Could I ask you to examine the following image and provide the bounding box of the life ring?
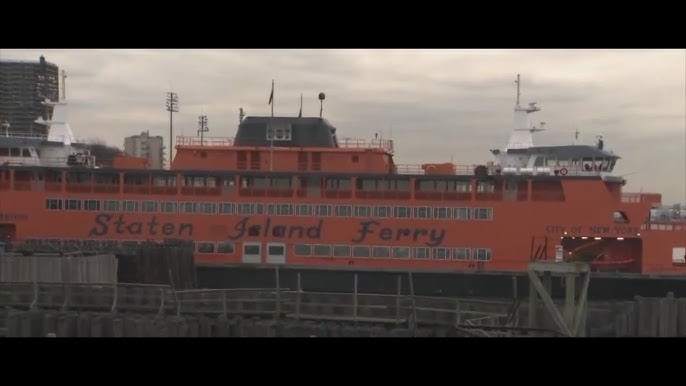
[559,168,568,176]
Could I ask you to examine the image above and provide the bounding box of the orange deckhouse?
[0,75,684,278]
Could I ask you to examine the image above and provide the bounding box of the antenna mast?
[515,73,521,108]
[61,70,67,101]
[198,114,208,146]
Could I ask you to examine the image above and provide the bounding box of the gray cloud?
[2,49,684,204]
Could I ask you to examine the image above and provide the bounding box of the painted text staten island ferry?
[0,75,684,284]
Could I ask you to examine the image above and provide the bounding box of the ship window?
[103,200,120,212]
[333,245,351,257]
[334,205,352,217]
[297,204,313,216]
[474,248,492,261]
[613,211,630,223]
[418,180,436,191]
[266,124,292,141]
[533,156,544,167]
[474,208,493,220]
[200,202,216,214]
[276,204,293,216]
[432,247,449,260]
[355,205,371,217]
[391,179,411,191]
[392,247,410,259]
[63,239,82,250]
[433,207,451,219]
[21,148,31,157]
[217,242,234,254]
[142,201,158,213]
[546,157,557,167]
[65,199,81,211]
[477,181,495,192]
[268,244,285,256]
[45,198,62,210]
[294,244,312,256]
[181,202,198,213]
[244,244,260,255]
[394,206,410,218]
[161,201,178,213]
[0,148,8,156]
[123,200,139,212]
[219,203,235,214]
[413,247,429,259]
[198,242,215,253]
[84,200,101,211]
[313,244,331,257]
[352,246,370,258]
[673,248,686,264]
[453,207,471,220]
[372,246,390,258]
[316,204,331,216]
[270,177,292,189]
[374,206,391,218]
[238,203,254,215]
[325,178,351,190]
[121,241,139,253]
[10,148,20,157]
[413,207,431,219]
[452,248,470,261]
[352,155,359,163]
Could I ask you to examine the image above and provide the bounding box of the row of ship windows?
[44,199,494,220]
[22,238,493,261]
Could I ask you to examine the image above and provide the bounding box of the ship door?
[266,242,286,264]
[242,242,261,264]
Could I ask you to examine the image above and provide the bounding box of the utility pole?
[165,92,179,168]
[197,114,208,146]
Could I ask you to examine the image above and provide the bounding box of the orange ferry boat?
[0,75,684,288]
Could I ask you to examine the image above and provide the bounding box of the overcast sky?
[2,49,685,204]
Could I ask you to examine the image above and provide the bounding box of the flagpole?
[270,79,274,171]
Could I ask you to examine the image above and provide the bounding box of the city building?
[124,130,165,169]
[0,56,60,137]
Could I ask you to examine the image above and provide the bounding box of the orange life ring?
[560,168,568,176]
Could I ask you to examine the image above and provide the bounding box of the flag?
[268,80,274,105]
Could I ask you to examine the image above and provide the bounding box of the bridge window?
[142,201,158,213]
[372,246,390,258]
[123,200,139,212]
[413,247,429,259]
[198,242,215,253]
[452,248,470,261]
[65,199,81,211]
[374,206,391,218]
[313,244,331,257]
[355,205,371,217]
[394,206,410,218]
[474,248,492,261]
[296,204,313,216]
[392,246,410,259]
[45,198,62,210]
[333,245,351,257]
[0,148,8,156]
[432,247,449,260]
[217,242,235,254]
[200,202,216,214]
[474,208,493,220]
[352,246,370,258]
[161,201,178,213]
[413,207,431,219]
[84,200,101,211]
[334,205,352,217]
[294,244,312,256]
[433,207,451,219]
[219,203,235,214]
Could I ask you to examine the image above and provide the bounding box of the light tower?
[165,92,179,167]
[198,114,209,146]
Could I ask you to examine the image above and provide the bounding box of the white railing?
[176,136,234,146]
[338,137,394,154]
